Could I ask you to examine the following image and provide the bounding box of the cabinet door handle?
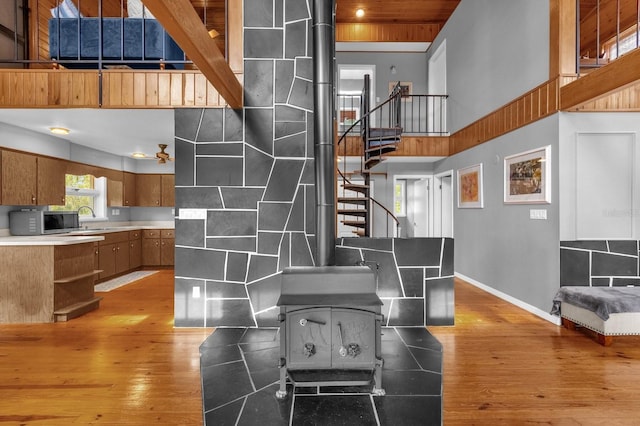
[95,251,99,255]
[112,247,116,252]
[31,195,36,202]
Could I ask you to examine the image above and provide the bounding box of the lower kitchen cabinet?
[142,229,174,267]
[0,241,102,324]
[129,230,142,270]
[97,232,130,281]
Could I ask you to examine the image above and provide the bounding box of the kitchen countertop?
[0,224,174,246]
[0,235,104,246]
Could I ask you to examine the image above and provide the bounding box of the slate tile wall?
[173,0,455,328]
[337,238,455,326]
[174,0,316,327]
[560,240,640,287]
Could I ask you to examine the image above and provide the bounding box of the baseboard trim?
[455,272,561,326]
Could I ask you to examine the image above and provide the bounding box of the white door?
[411,178,431,237]
[433,172,453,238]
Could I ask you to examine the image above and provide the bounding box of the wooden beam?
[142,0,243,108]
[560,48,640,110]
[549,0,577,82]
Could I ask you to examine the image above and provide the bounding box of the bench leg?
[561,317,577,331]
[596,333,613,346]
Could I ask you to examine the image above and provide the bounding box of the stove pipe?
[312,0,336,267]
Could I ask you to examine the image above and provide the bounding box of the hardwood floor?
[429,278,640,425]
[1,273,640,425]
[0,270,212,425]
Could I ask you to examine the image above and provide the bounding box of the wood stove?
[276,266,385,398]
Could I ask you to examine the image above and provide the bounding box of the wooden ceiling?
[579,0,640,57]
[335,0,460,24]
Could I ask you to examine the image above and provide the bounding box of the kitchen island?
[0,235,104,324]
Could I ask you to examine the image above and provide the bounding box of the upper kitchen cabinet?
[161,175,175,207]
[2,150,37,205]
[123,172,136,207]
[136,174,174,207]
[37,156,67,206]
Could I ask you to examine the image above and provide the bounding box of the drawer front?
[142,229,160,239]
[161,229,174,238]
[101,231,129,245]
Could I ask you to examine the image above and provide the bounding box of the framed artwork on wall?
[389,81,412,101]
[457,163,483,208]
[504,145,551,204]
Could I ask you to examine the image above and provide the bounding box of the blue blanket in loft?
[48,18,184,68]
[551,286,640,320]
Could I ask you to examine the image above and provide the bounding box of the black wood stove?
[275,266,385,398]
[274,0,385,400]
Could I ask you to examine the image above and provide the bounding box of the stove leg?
[276,359,288,399]
[372,357,385,396]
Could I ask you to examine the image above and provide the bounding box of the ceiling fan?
[155,144,174,164]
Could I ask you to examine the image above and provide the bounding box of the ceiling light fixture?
[131,152,147,158]
[355,8,365,18]
[49,127,69,135]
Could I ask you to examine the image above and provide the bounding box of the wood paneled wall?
[450,79,560,155]
[336,23,441,42]
[338,135,450,157]
[0,69,237,108]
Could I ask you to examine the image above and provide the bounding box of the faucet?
[77,205,96,218]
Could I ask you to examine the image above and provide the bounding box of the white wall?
[435,115,560,314]
[559,112,640,240]
[427,0,550,134]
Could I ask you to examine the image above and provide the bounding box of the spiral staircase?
[336,76,403,237]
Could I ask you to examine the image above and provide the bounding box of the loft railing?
[337,93,448,136]
[578,0,640,75]
[0,0,196,69]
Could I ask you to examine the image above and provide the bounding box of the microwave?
[9,210,80,236]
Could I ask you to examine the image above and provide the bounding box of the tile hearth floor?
[200,327,442,425]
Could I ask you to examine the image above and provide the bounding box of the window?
[49,174,107,220]
[394,180,406,217]
[606,24,640,60]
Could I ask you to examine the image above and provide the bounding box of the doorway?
[394,175,432,237]
[434,171,454,238]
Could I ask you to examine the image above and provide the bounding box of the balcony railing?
[0,0,210,70]
[337,93,448,136]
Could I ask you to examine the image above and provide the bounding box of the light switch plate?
[179,208,207,220]
[529,209,547,220]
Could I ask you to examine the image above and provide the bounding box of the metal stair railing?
[336,77,402,237]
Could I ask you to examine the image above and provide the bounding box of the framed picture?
[457,163,483,208]
[504,145,551,204]
[389,81,412,101]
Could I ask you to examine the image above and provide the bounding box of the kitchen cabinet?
[2,150,37,205]
[97,232,130,280]
[107,177,124,207]
[37,156,67,206]
[0,240,102,324]
[136,174,174,207]
[123,172,136,207]
[129,230,142,269]
[160,229,175,266]
[142,229,174,266]
[161,175,175,207]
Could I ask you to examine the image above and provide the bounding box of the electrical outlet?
[179,208,207,220]
[192,286,201,298]
[111,209,120,216]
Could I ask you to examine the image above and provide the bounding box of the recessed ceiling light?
[49,127,69,135]
[355,8,365,18]
[131,152,147,158]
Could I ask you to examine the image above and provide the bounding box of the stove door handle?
[299,318,326,326]
[337,322,347,357]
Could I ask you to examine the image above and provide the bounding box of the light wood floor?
[1,272,640,425]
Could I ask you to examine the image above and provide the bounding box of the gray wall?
[435,116,560,313]
[427,0,550,133]
[336,51,428,102]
